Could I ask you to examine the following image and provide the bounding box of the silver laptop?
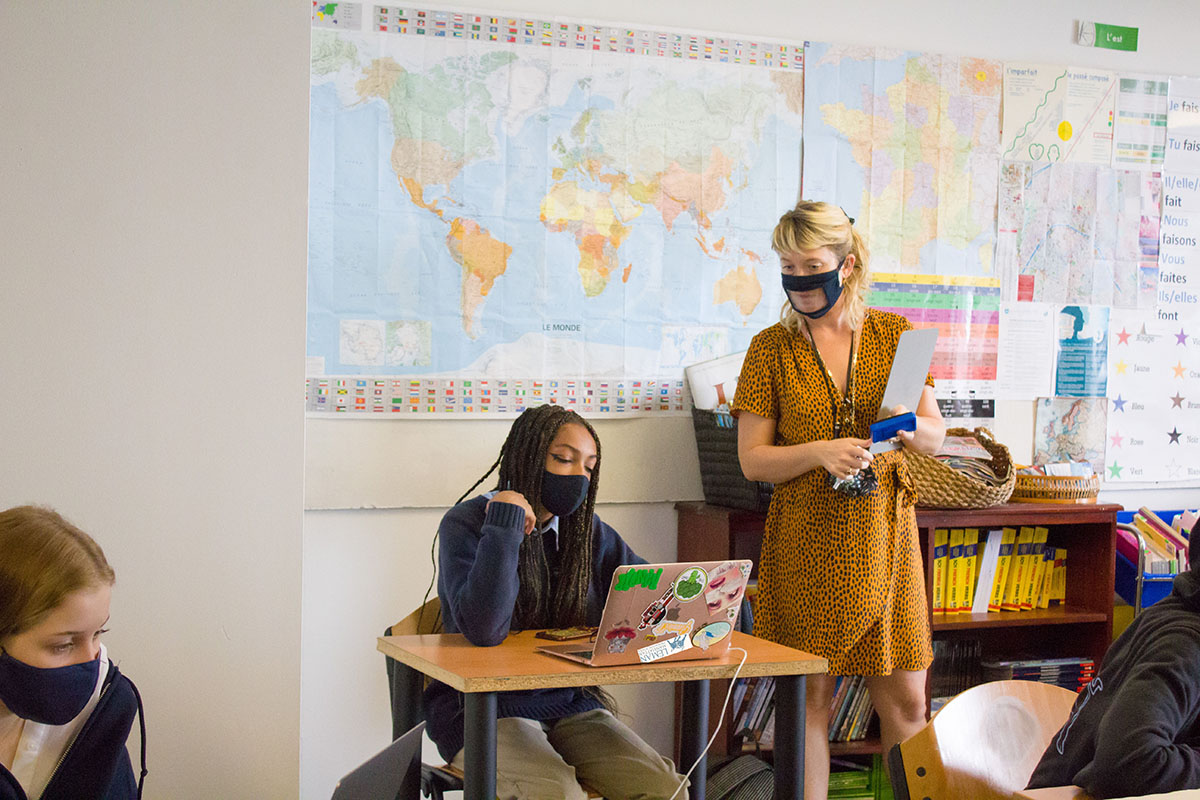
[537,560,752,667]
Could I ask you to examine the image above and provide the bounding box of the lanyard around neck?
[802,319,857,435]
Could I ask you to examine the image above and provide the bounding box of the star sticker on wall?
[1108,461,1124,479]
[1115,360,1129,375]
[1172,392,1186,409]
[1174,361,1187,378]
[1169,427,1182,444]
[1178,328,1190,345]
[1112,395,1127,412]
[1116,327,1131,345]
[1110,431,1124,448]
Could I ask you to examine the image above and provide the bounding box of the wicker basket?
[904,427,1015,509]
[691,407,773,512]
[1010,473,1100,504]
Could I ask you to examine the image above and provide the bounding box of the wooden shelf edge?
[739,738,883,757]
[931,606,1109,631]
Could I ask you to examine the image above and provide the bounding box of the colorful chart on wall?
[1105,308,1200,483]
[801,42,1002,277]
[1001,63,1116,165]
[306,5,805,415]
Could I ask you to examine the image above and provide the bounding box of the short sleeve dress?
[731,309,934,676]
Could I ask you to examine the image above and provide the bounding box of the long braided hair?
[428,404,602,631]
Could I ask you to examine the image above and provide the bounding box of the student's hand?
[818,437,874,481]
[488,491,537,535]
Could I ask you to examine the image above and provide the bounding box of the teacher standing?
[732,201,945,800]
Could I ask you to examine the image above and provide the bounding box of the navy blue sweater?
[1028,566,1200,797]
[423,495,645,761]
[1,663,140,800]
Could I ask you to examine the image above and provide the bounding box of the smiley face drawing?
[692,621,732,651]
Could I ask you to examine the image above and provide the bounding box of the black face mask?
[782,262,845,319]
[0,648,99,725]
[540,471,589,518]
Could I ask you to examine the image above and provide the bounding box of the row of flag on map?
[305,377,687,414]
[314,3,804,67]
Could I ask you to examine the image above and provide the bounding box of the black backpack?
[706,754,773,800]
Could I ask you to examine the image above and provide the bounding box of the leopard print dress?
[732,309,934,676]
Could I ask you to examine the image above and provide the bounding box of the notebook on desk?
[537,559,752,667]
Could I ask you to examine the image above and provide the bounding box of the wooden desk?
[377,630,827,800]
[1015,788,1200,799]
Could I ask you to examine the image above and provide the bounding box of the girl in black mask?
[421,404,689,800]
[0,506,144,800]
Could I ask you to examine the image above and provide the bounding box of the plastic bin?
[1114,509,1187,612]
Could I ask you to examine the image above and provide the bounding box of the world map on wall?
[308,26,804,383]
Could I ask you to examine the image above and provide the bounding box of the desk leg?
[463,692,497,800]
[773,675,805,799]
[680,679,709,799]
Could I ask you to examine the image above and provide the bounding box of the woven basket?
[1011,473,1099,504]
[691,407,773,512]
[904,427,1015,509]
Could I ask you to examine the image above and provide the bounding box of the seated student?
[1027,536,1200,798]
[423,404,689,800]
[0,506,144,800]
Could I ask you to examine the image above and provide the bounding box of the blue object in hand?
[871,411,916,443]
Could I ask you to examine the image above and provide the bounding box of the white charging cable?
[667,646,750,800]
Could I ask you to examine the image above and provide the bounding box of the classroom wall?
[1,3,309,798]
[302,1,1200,798]
[5,1,1200,799]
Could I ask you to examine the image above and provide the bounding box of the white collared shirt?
[8,643,110,800]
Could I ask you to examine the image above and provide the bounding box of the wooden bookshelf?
[675,501,1119,759]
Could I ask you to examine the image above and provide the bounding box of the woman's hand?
[488,491,537,535]
[818,437,874,481]
[879,404,917,449]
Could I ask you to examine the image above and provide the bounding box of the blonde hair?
[772,201,871,332]
[0,506,114,640]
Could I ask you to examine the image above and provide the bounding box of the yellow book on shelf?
[1134,516,1179,572]
[957,528,979,613]
[932,528,950,614]
[1051,548,1068,603]
[1035,548,1055,608]
[1001,527,1035,611]
[1021,527,1049,610]
[947,528,965,615]
[989,527,1017,612]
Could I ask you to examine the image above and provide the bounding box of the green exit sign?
[1077,21,1139,52]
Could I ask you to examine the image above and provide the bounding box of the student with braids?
[423,404,689,800]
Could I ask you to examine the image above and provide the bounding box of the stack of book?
[933,526,1066,616]
[732,674,877,748]
[1116,507,1191,575]
[732,675,775,748]
[929,639,982,712]
[982,656,1095,692]
[826,675,874,743]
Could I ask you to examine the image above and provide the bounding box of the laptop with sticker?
[537,560,752,667]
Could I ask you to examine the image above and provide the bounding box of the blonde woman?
[732,201,945,799]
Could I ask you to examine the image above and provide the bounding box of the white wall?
[1,3,309,798]
[6,1,1200,798]
[301,2,1200,798]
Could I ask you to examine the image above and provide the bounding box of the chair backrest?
[889,680,1078,800]
[384,597,443,740]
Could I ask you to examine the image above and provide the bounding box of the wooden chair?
[887,679,1078,800]
[383,597,602,799]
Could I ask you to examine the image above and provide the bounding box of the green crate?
[828,754,893,800]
